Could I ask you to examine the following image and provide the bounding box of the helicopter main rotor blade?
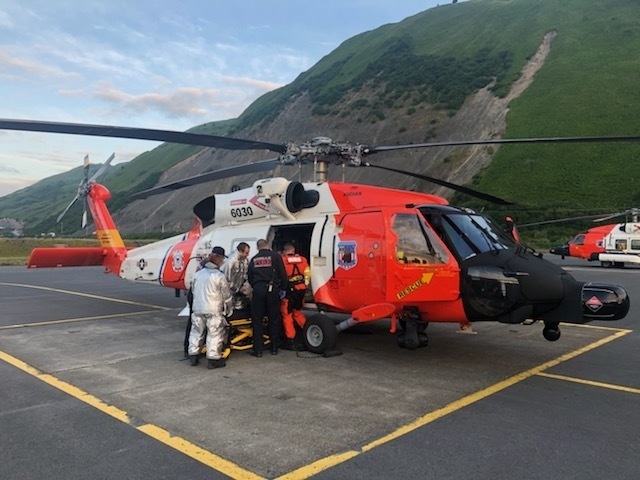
[0,119,287,154]
[367,135,640,154]
[365,163,514,205]
[131,157,280,199]
[518,213,614,228]
[593,211,627,223]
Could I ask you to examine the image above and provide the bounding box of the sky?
[0,0,453,197]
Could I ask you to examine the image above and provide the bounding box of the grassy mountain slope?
[472,0,640,208]
[2,0,640,244]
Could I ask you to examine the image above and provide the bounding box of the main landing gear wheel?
[543,322,561,341]
[303,314,338,354]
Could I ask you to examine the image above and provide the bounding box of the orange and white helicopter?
[0,119,634,353]
[545,209,640,268]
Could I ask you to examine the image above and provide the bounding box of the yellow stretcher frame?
[220,316,271,359]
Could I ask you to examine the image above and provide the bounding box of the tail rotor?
[57,153,115,227]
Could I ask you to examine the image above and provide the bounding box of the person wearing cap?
[187,246,233,369]
[247,239,287,356]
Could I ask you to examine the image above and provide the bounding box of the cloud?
[221,75,282,91]
[0,51,80,80]
[59,79,283,120]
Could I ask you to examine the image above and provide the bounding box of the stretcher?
[220,308,271,359]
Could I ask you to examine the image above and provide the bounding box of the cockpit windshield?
[419,206,517,261]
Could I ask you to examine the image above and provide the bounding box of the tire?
[303,314,338,354]
[600,261,613,268]
[543,325,561,342]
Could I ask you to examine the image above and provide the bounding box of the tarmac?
[0,257,638,479]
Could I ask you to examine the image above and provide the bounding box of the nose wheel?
[543,322,561,341]
[303,314,338,354]
[396,307,428,349]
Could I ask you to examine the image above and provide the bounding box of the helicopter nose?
[582,283,630,321]
[549,244,569,256]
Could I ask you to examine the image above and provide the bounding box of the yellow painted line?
[0,350,130,423]
[280,328,632,479]
[537,372,640,395]
[0,282,171,310]
[276,451,360,480]
[562,323,633,333]
[0,310,167,330]
[138,424,264,480]
[0,349,263,480]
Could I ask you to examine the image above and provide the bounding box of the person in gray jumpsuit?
[188,246,233,369]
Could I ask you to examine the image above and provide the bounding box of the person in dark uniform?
[247,239,287,356]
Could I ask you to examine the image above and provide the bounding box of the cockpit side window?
[570,234,585,245]
[392,213,449,265]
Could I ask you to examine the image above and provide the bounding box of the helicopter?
[0,118,633,354]
[545,209,640,268]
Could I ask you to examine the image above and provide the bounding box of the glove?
[279,290,287,300]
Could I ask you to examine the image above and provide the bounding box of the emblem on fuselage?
[337,241,357,270]
[171,249,185,272]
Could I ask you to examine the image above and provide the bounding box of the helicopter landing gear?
[303,314,338,354]
[542,322,561,342]
[397,307,428,350]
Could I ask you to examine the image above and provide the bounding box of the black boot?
[207,358,226,369]
[189,355,199,366]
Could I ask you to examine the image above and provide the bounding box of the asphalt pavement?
[0,257,637,479]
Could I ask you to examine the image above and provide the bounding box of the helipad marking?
[537,372,640,394]
[0,350,264,480]
[0,282,172,310]
[276,327,632,480]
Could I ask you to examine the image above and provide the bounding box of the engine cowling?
[192,178,319,226]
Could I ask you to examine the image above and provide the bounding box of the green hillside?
[2,0,640,243]
[473,0,640,206]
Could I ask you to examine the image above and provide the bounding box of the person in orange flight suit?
[280,242,311,350]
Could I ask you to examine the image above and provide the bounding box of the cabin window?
[392,214,449,265]
[616,239,628,250]
[631,239,640,251]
